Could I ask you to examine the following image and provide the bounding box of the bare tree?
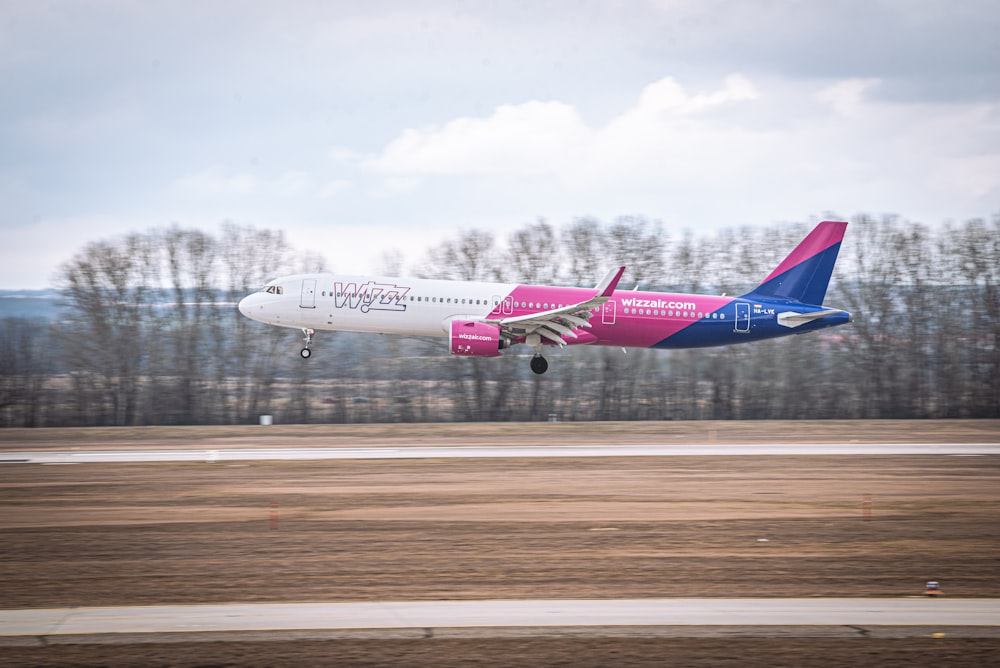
[11,212,999,426]
[943,216,1000,416]
[57,236,153,424]
[504,219,559,283]
[217,223,300,423]
[0,318,50,427]
[604,216,667,287]
[418,229,500,281]
[561,217,606,286]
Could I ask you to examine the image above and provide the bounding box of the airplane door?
[300,279,316,309]
[735,302,750,333]
[491,295,513,315]
[602,300,617,325]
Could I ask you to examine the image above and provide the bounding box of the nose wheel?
[300,328,314,359]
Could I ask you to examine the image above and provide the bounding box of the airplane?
[238,220,852,374]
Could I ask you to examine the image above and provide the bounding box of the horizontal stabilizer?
[777,309,850,328]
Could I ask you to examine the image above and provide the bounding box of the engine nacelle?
[450,320,506,357]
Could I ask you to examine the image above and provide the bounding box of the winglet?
[595,266,626,298]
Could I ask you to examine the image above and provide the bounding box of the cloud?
[816,79,882,118]
[273,171,313,196]
[364,74,764,188]
[318,179,352,199]
[362,71,1000,226]
[172,167,259,196]
[171,167,314,198]
[2,2,998,289]
[633,74,759,116]
[366,100,591,176]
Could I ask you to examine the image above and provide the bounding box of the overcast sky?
[2,0,999,288]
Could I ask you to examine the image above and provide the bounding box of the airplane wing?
[486,267,626,346]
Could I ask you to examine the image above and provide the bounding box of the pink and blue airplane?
[238,221,851,374]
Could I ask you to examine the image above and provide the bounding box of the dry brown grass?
[3,424,999,666]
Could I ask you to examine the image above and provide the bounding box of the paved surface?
[2,443,999,463]
[3,599,998,637]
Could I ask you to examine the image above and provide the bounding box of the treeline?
[1,214,997,427]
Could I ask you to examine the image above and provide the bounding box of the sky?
[2,0,999,289]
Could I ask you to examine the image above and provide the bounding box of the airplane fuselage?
[238,273,849,350]
[237,221,852,373]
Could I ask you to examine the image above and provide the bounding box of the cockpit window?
[264,285,284,295]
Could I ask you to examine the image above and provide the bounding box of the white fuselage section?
[238,273,520,337]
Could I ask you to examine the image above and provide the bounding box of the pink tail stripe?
[761,221,847,284]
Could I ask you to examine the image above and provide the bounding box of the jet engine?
[449,320,509,357]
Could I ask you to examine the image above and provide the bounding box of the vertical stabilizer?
[741,221,847,305]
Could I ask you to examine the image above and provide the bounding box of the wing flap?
[536,327,567,346]
[485,266,625,344]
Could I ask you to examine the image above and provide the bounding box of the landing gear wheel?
[530,355,548,375]
[299,328,315,360]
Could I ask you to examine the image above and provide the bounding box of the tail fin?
[741,221,847,305]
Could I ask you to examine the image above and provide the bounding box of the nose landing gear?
[300,328,314,359]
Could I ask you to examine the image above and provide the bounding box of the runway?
[2,598,998,638]
[3,443,999,464]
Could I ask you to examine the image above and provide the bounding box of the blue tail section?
[741,221,847,305]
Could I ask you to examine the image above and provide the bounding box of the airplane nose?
[238,295,254,318]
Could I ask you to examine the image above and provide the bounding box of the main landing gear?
[300,328,314,359]
[530,355,548,375]
[526,332,548,375]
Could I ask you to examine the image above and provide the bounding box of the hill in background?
[0,290,66,320]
